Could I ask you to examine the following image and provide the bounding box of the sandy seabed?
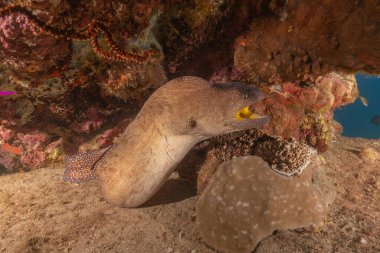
[0,136,379,253]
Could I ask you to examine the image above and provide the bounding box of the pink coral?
[252,72,358,152]
[17,132,47,151]
[0,126,14,142]
[70,107,105,134]
[16,132,47,169]
[0,11,69,72]
[0,132,47,172]
[20,149,46,169]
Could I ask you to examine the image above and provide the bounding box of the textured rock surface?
[197,156,335,253]
[360,147,380,163]
[234,0,380,84]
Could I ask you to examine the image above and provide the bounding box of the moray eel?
[64,76,269,207]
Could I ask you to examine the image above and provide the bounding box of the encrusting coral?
[251,72,358,152]
[0,2,164,172]
[252,137,317,176]
[0,1,165,153]
[234,0,380,84]
[198,130,319,193]
[159,0,235,69]
[99,59,167,100]
[0,8,69,73]
[0,5,154,63]
[197,155,336,253]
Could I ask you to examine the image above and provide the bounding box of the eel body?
[65,76,269,207]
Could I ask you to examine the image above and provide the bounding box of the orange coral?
[1,143,22,156]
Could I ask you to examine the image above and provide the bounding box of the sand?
[0,136,379,253]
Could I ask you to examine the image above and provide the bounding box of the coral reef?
[0,0,378,174]
[99,59,167,100]
[78,117,134,153]
[0,147,22,174]
[0,125,14,142]
[252,72,358,151]
[0,2,168,173]
[0,2,378,252]
[234,0,380,84]
[0,9,69,73]
[197,156,335,253]
[202,72,357,185]
[0,5,154,63]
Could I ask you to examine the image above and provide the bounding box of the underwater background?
[335,74,380,139]
[1,1,379,253]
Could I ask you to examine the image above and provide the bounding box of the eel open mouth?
[235,106,267,120]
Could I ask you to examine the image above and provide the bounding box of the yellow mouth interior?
[235,106,266,120]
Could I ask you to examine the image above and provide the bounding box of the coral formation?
[359,147,380,163]
[0,0,377,175]
[201,130,319,192]
[69,107,105,134]
[0,2,167,174]
[197,156,335,253]
[251,72,358,151]
[0,9,69,73]
[159,0,235,69]
[17,132,47,169]
[0,125,14,142]
[252,137,317,176]
[234,0,380,84]
[0,5,154,64]
[211,129,264,162]
[0,2,378,251]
